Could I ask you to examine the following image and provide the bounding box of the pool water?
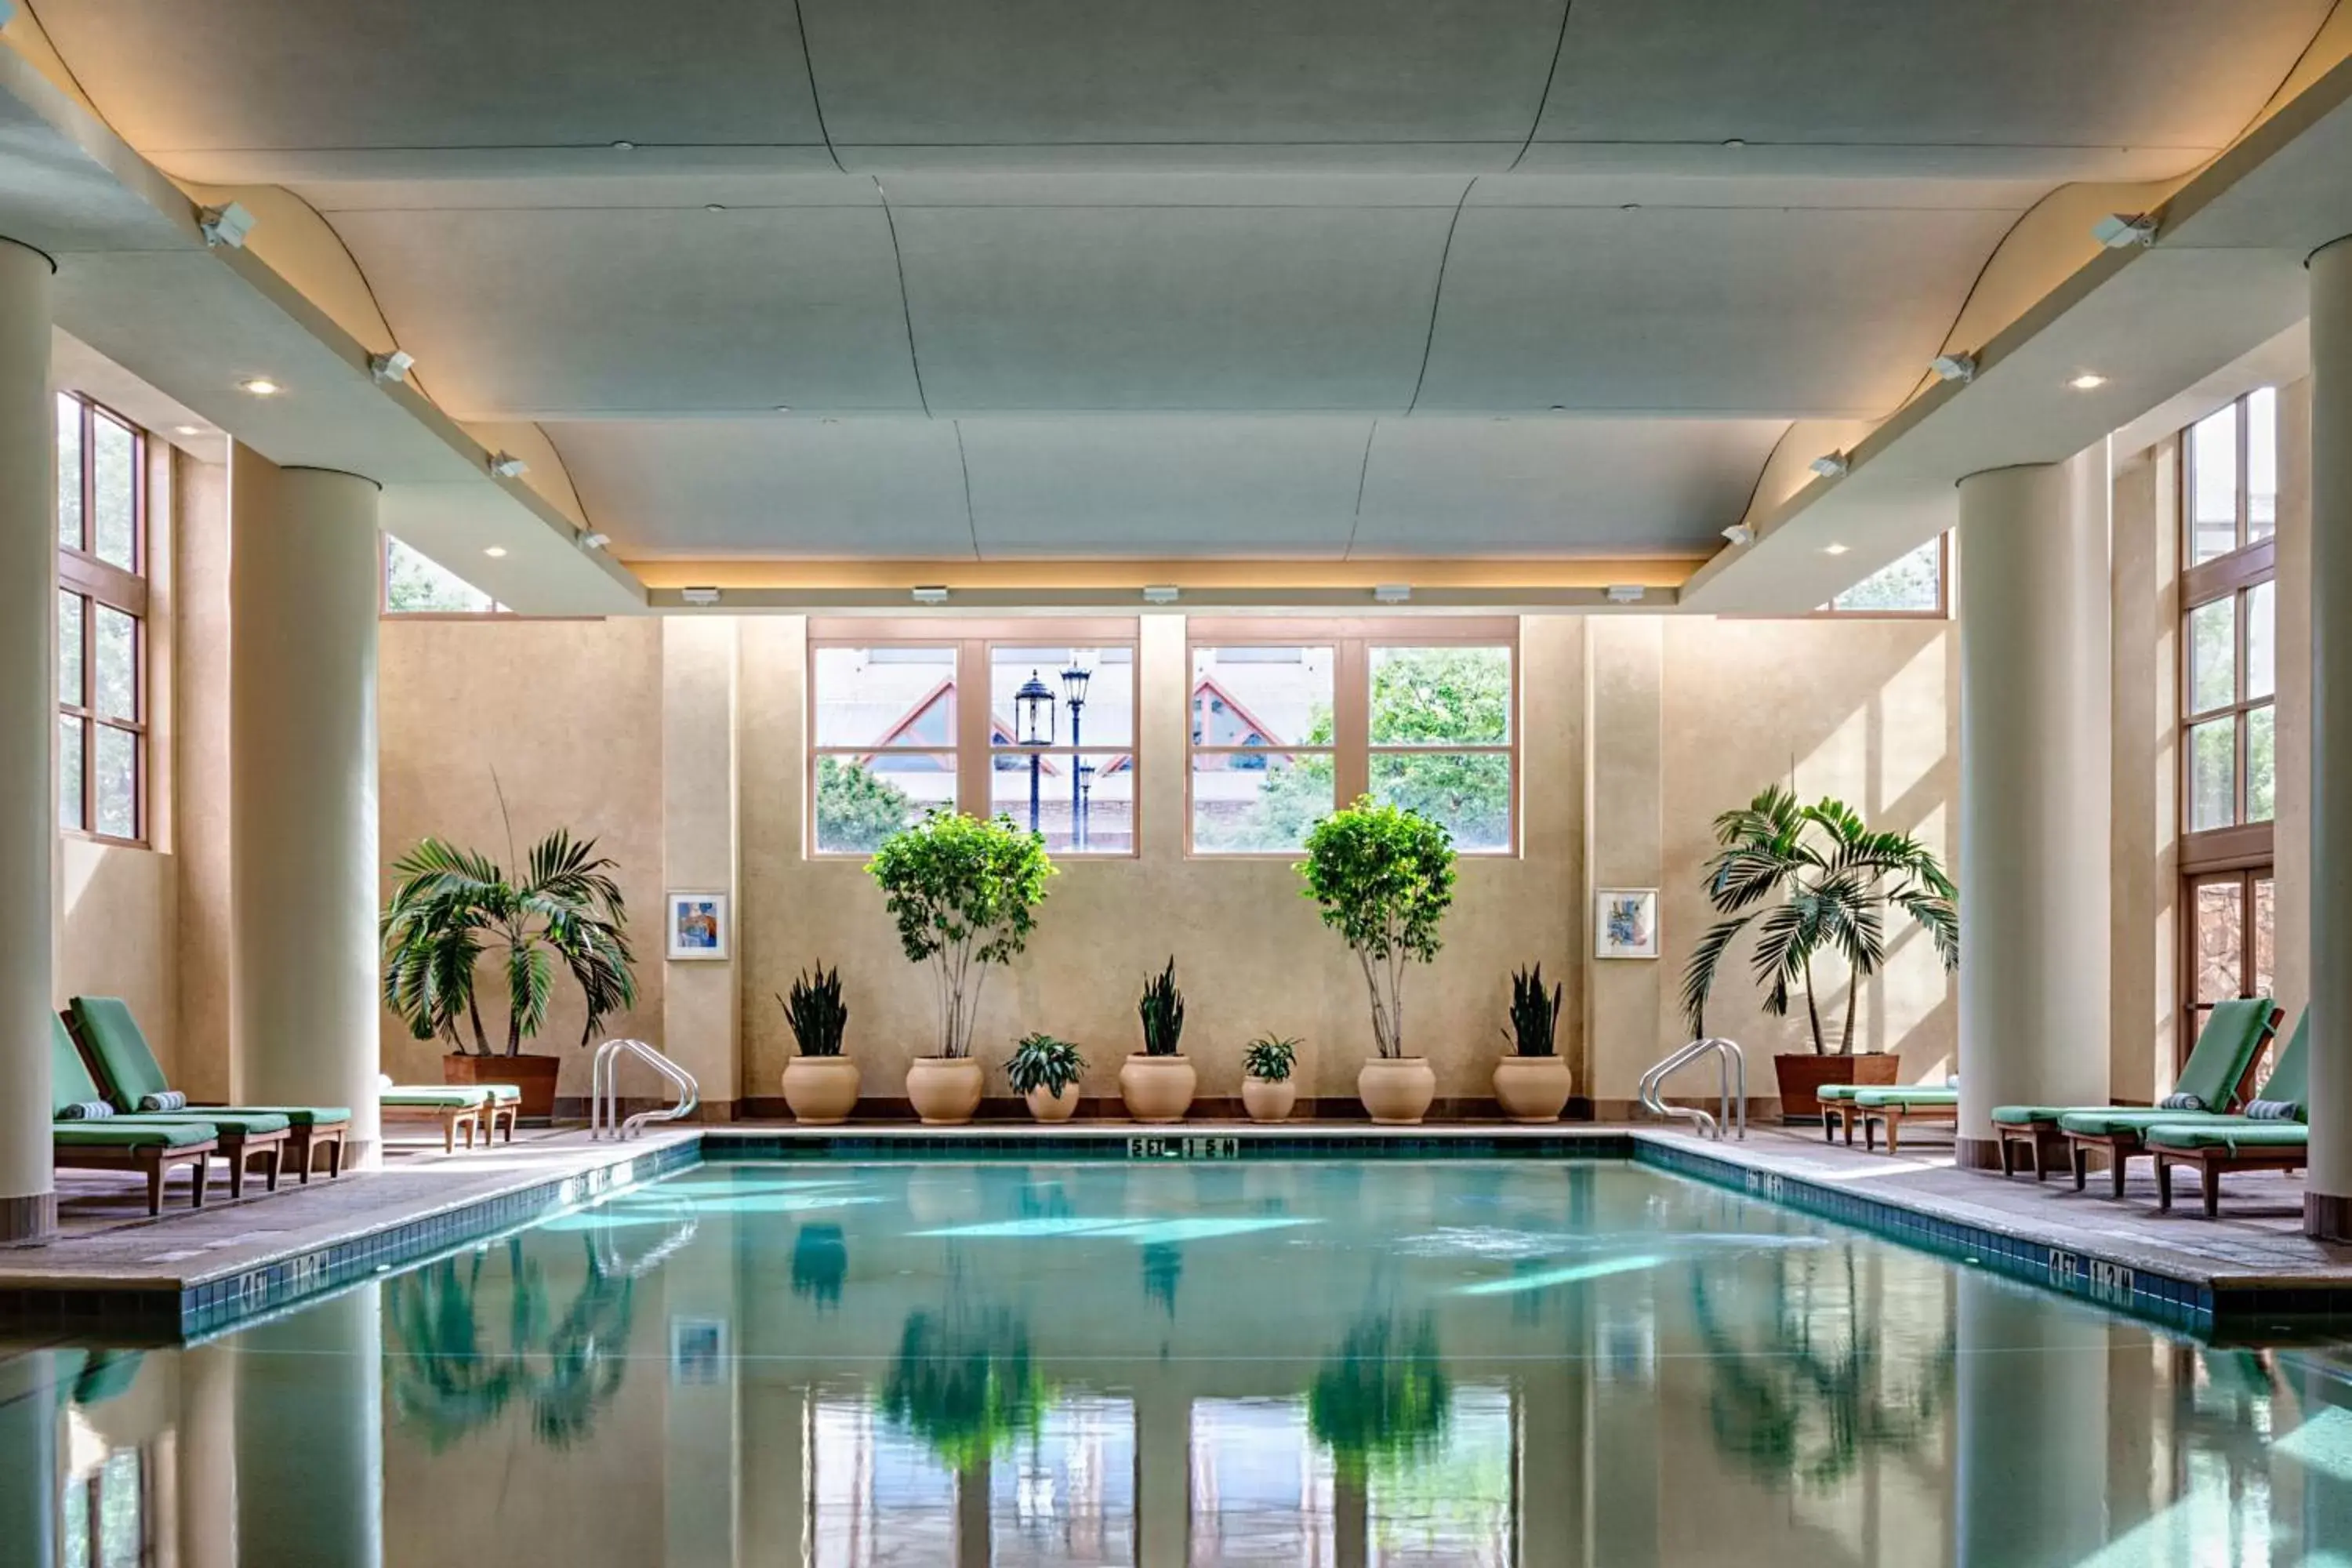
[14,1158,2352,1566]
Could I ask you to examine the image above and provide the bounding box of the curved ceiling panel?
[1536,0,2332,169]
[326,206,923,417]
[893,205,1457,411]
[547,419,973,557]
[1416,205,2016,416]
[31,0,826,167]
[1352,418,1787,554]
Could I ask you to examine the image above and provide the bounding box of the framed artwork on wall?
[1594,888,1659,960]
[666,891,729,960]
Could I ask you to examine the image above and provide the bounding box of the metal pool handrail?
[590,1037,700,1140]
[1639,1037,1747,1141]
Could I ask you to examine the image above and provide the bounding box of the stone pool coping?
[1,1120,2347,1340]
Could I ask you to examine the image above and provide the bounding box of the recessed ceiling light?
[1824,543,1850,557]
[1374,584,1412,604]
[238,377,281,397]
[773,405,792,414]
[911,585,949,605]
[2068,372,2108,390]
[172,424,201,437]
[1605,585,1646,604]
[1721,138,1747,149]
[483,546,508,558]
[611,140,636,151]
[706,203,727,212]
[1142,585,1179,604]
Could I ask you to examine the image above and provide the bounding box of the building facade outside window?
[2178,388,2278,1058]
[56,391,151,846]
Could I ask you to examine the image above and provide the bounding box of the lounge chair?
[53,1123,218,1215]
[2054,1005,2294,1198]
[53,1017,292,1200]
[1989,996,2276,1183]
[379,1077,519,1152]
[1819,1083,1864,1145]
[67,996,351,1181]
[2144,1022,2313,1216]
[1852,1084,1961,1154]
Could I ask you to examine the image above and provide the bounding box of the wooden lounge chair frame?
[54,1137,217,1215]
[382,1098,482,1153]
[2154,1140,2309,1218]
[2063,1034,2278,1200]
[1858,1098,1959,1155]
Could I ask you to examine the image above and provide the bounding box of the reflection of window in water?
[992,1395,1136,1566]
[63,1442,151,1568]
[1191,1397,1336,1566]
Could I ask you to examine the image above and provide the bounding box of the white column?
[2307,238,2352,1238]
[228,452,383,1161]
[0,238,55,1243]
[1954,452,2112,1167]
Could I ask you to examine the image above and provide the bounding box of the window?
[1188,622,1517,856]
[806,622,1138,857]
[383,535,507,614]
[2178,388,2278,1058]
[1823,535,1948,616]
[56,392,149,845]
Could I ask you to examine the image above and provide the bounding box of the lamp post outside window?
[1014,670,1054,835]
[1076,760,1097,852]
[1061,655,1093,849]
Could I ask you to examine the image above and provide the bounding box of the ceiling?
[20,0,2340,567]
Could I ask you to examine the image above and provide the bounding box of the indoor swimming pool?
[15,1157,2352,1566]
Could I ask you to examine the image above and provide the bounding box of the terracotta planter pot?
[1358,1057,1436,1125]
[1241,1075,1297,1123]
[782,1056,860,1125]
[1119,1054,1196,1123]
[1773,1051,1900,1122]
[906,1056,985,1126]
[1025,1084,1080,1123]
[445,1052,559,1121]
[1493,1054,1573,1123]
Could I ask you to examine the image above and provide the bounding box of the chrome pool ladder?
[1639,1037,1747,1141]
[590,1037,700,1140]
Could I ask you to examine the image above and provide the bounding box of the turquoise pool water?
[11,1157,2352,1566]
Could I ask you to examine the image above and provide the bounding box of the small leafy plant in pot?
[779,964,858,1124]
[1300,797,1457,1125]
[1493,964,1571,1123]
[1241,1034,1301,1123]
[1007,1033,1087,1123]
[869,811,1055,1125]
[1121,958,1196,1123]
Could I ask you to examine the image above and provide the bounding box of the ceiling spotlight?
[1721,137,1747,149]
[773,405,792,414]
[1142,585,1179,604]
[2067,372,2108,390]
[2092,212,2157,249]
[1809,452,1849,479]
[1605,585,1646,604]
[172,424,201,437]
[611,140,637,151]
[488,452,529,478]
[680,586,722,606]
[238,376,281,397]
[577,531,612,552]
[1721,524,1755,546]
[1374,584,1412,605]
[1929,352,1977,383]
[198,201,256,249]
[1824,543,1851,557]
[369,349,416,385]
[911,585,950,605]
[482,546,508,558]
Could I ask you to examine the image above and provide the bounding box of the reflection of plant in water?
[387,1233,638,1451]
[1142,1242,1181,1317]
[1690,1248,1955,1491]
[1308,1313,1450,1479]
[881,1308,1049,1470]
[791,1224,848,1309]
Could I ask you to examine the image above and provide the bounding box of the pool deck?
[0,1117,2346,1338]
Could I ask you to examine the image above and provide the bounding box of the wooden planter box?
[1773,1052,1900,1123]
[444,1051,561,1121]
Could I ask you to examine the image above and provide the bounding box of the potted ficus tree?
[1242,1033,1300,1123]
[1300,798,1457,1125]
[1494,964,1570,1122]
[1121,958,1195,1123]
[869,811,1054,1125]
[1681,785,1958,1121]
[380,817,638,1121]
[779,963,857,1124]
[1007,1033,1086,1123]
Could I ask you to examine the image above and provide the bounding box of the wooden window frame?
[1185,617,1520,858]
[2181,867,2276,1068]
[806,617,1142,859]
[1813,532,1953,619]
[56,391,150,850]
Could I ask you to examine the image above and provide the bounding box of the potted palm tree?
[381,824,637,1120]
[779,964,857,1124]
[869,811,1054,1125]
[1121,958,1196,1123]
[1300,798,1457,1124]
[1680,786,1958,1120]
[1006,1033,1086,1123]
[1242,1033,1300,1123]
[1493,964,1570,1122]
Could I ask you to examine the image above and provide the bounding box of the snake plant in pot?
[1242,1033,1301,1123]
[1007,1033,1087,1123]
[1121,957,1196,1123]
[779,963,857,1124]
[1494,964,1572,1123]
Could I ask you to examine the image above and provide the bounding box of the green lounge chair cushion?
[2144,1122,2309,1152]
[50,1014,110,1117]
[1817,1084,1865,1102]
[1851,1087,1960,1107]
[483,1084,521,1104]
[111,1109,290,1136]
[71,996,350,1127]
[54,1123,215,1149]
[382,1087,492,1108]
[2057,1108,2235,1137]
[1991,996,2274,1128]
